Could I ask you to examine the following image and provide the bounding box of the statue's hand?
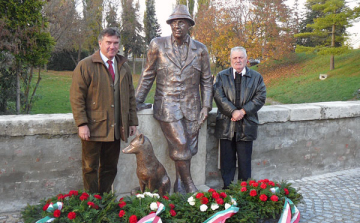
[136,102,152,111]
[198,107,209,125]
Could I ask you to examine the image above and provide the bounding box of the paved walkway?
[1,168,360,223]
[290,168,360,223]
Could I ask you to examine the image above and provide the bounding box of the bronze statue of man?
[135,5,213,194]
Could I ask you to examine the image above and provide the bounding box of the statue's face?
[170,19,190,40]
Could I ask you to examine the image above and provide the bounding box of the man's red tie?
[107,60,115,81]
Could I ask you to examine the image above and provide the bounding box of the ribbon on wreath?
[36,202,63,223]
[278,198,300,223]
[203,206,239,223]
[138,201,165,223]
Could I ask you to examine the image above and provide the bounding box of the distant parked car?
[248,59,260,66]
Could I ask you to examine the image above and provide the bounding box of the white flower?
[152,193,160,199]
[150,202,158,211]
[200,204,208,212]
[187,196,195,206]
[225,203,231,209]
[136,194,145,199]
[144,192,153,197]
[211,203,219,210]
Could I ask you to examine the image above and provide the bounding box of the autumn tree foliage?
[193,0,297,68]
[294,0,356,70]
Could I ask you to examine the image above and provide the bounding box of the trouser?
[81,140,120,194]
[159,119,199,193]
[220,137,253,188]
[158,119,199,161]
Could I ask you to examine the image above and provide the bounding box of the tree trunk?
[16,63,21,114]
[133,54,136,74]
[330,24,335,70]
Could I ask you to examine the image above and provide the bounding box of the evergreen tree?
[294,0,355,70]
[106,3,120,28]
[120,0,144,73]
[143,0,161,44]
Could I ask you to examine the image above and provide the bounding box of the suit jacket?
[70,51,138,142]
[136,35,213,122]
[213,67,266,141]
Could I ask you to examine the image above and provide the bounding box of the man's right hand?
[79,125,90,141]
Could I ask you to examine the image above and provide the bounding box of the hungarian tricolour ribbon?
[203,206,239,223]
[35,202,63,223]
[138,201,165,223]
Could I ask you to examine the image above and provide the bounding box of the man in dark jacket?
[213,46,266,189]
[70,27,138,194]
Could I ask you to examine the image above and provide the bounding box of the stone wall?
[0,101,359,212]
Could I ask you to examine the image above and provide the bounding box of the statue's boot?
[176,160,198,194]
[174,162,186,194]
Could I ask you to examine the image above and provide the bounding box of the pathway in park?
[1,167,360,223]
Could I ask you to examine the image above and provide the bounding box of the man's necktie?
[107,60,115,81]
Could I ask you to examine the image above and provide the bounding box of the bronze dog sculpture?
[123,134,170,196]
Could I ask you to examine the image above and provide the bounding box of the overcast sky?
[137,0,360,48]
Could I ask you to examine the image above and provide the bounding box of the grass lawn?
[30,50,360,114]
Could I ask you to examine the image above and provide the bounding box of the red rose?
[263,179,269,183]
[87,201,96,208]
[57,194,64,201]
[81,192,89,198]
[119,210,125,218]
[119,197,124,201]
[67,212,76,220]
[53,209,61,218]
[269,181,275,186]
[69,190,78,196]
[216,198,224,205]
[208,188,216,193]
[252,182,259,187]
[195,192,204,199]
[79,195,88,201]
[220,192,227,198]
[169,203,175,209]
[129,215,138,223]
[259,194,268,201]
[284,188,289,195]
[240,181,247,187]
[119,201,126,208]
[260,183,267,189]
[270,195,279,202]
[201,197,209,204]
[94,194,102,200]
[249,189,257,197]
[241,187,247,192]
[249,180,256,185]
[258,180,263,183]
[212,192,220,199]
[170,209,177,217]
[163,195,169,200]
[42,203,50,211]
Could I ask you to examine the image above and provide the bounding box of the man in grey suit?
[135,5,213,194]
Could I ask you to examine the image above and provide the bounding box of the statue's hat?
[166,5,195,26]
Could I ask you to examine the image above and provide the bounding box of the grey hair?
[98,27,121,41]
[230,46,247,58]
